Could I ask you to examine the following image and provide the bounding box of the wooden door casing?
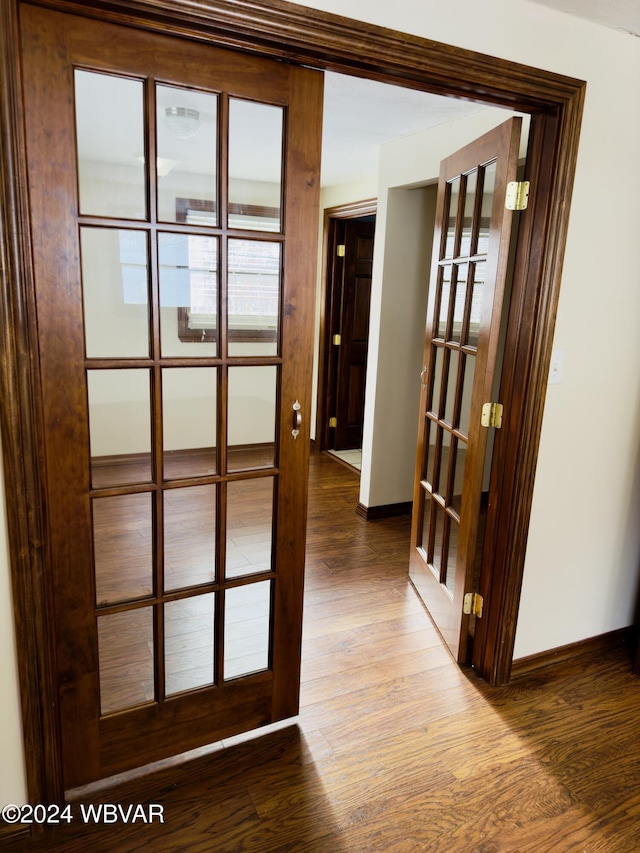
[20,4,322,787]
[409,118,522,664]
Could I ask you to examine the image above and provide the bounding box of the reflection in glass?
[445,517,459,593]
[229,99,283,232]
[467,262,486,348]
[228,366,277,471]
[429,347,444,416]
[433,428,447,499]
[75,70,145,220]
[228,240,280,356]
[459,355,476,438]
[423,420,433,484]
[94,493,153,606]
[98,608,154,714]
[420,491,432,555]
[477,162,497,254]
[451,439,467,517]
[165,594,215,695]
[224,580,271,679]
[459,170,478,257]
[226,477,273,579]
[444,177,460,258]
[452,264,468,344]
[164,485,216,590]
[88,369,151,488]
[159,232,218,358]
[156,85,218,224]
[432,504,446,582]
[437,266,452,339]
[444,349,460,426]
[163,368,217,480]
[81,228,149,358]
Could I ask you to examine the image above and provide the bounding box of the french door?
[20,5,322,787]
[409,119,522,663]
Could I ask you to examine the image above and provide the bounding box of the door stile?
[271,67,323,719]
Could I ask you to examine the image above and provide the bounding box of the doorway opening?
[0,0,585,810]
[317,199,377,474]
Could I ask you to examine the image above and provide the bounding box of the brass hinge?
[329,416,337,428]
[333,334,341,346]
[463,592,484,618]
[337,244,346,257]
[505,181,530,211]
[481,401,503,429]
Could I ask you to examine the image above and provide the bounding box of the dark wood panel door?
[20,5,322,788]
[333,218,375,450]
[409,119,521,663]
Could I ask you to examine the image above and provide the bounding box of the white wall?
[296,0,640,660]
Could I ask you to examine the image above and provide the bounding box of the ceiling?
[320,73,485,187]
[322,0,640,186]
[526,0,640,37]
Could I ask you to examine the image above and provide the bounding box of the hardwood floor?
[8,450,640,852]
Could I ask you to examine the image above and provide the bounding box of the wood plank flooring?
[8,450,640,852]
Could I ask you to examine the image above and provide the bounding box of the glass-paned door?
[409,119,522,662]
[21,6,322,787]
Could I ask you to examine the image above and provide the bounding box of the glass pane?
[226,477,273,579]
[437,266,452,339]
[444,349,460,426]
[459,170,478,257]
[431,427,444,496]
[228,366,277,471]
[98,608,154,714]
[227,239,280,356]
[423,419,433,484]
[429,346,444,416]
[224,580,271,680]
[228,99,283,232]
[75,70,145,220]
[444,177,460,259]
[445,517,459,593]
[94,493,153,606]
[156,85,218,225]
[164,485,216,591]
[165,593,215,695]
[459,355,476,438]
[420,490,432,554]
[451,439,467,518]
[436,433,451,501]
[159,232,218,358]
[466,262,486,348]
[451,263,468,344]
[477,162,497,254]
[163,368,217,480]
[81,228,149,358]
[88,369,151,488]
[432,504,446,582]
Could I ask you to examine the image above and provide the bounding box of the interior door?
[332,217,375,451]
[20,5,322,788]
[409,118,522,662]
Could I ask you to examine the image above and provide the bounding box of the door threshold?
[326,448,362,472]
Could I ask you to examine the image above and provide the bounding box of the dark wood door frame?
[316,199,377,452]
[0,0,585,809]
